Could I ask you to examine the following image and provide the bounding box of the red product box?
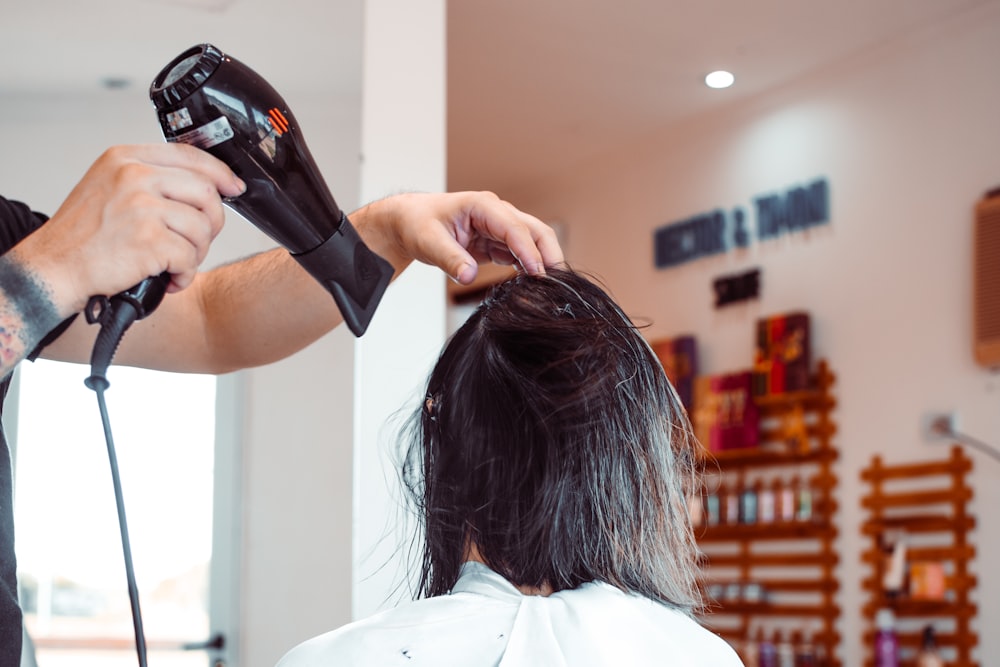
[693,370,759,453]
[753,311,811,397]
[651,335,698,413]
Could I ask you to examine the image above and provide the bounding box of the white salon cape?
[276,561,744,666]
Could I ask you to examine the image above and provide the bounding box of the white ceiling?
[1,0,992,197]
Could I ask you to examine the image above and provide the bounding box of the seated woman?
[277,268,743,666]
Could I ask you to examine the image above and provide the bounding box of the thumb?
[446,250,478,285]
[410,220,479,284]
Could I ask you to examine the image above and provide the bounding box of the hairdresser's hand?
[14,143,245,318]
[353,191,564,284]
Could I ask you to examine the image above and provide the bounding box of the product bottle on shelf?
[759,477,776,523]
[873,608,900,667]
[780,477,797,522]
[725,480,741,525]
[880,530,908,599]
[758,628,779,667]
[915,624,944,667]
[777,630,795,667]
[741,629,760,667]
[812,635,829,667]
[794,629,818,667]
[705,488,721,526]
[796,477,813,522]
[741,479,759,524]
[687,492,705,527]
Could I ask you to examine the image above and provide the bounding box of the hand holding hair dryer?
[149,43,393,336]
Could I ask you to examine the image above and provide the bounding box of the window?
[12,359,228,667]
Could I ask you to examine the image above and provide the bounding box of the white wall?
[507,3,1000,664]
[233,89,362,666]
[353,0,447,621]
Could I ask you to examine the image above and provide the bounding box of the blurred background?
[1,0,998,665]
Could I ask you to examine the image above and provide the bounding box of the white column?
[353,0,447,620]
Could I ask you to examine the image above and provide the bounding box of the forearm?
[48,199,417,374]
[37,191,558,374]
[116,249,344,374]
[0,251,65,379]
[180,199,419,372]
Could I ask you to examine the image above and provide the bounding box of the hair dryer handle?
[84,272,170,390]
[111,272,171,320]
[292,213,394,337]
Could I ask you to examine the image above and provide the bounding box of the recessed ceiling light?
[705,70,735,89]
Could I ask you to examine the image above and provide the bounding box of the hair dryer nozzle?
[149,44,393,336]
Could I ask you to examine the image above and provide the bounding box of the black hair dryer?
[149,43,393,336]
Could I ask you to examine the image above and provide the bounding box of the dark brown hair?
[402,268,703,613]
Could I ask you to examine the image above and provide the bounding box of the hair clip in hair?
[424,393,441,421]
[555,303,574,317]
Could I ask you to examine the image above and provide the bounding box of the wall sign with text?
[653,177,830,270]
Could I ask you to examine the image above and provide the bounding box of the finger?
[468,236,515,267]
[412,219,480,284]
[503,202,565,272]
[471,196,564,276]
[117,196,215,291]
[116,143,246,198]
[524,212,565,269]
[157,198,218,266]
[482,203,546,275]
[486,245,517,267]
[154,166,229,242]
[153,212,204,292]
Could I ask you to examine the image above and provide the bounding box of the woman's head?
[402,268,703,612]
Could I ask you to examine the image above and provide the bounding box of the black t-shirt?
[0,195,75,666]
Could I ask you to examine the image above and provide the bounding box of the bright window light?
[705,70,735,89]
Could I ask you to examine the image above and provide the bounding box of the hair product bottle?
[741,629,760,667]
[725,480,741,525]
[759,478,776,523]
[741,479,759,524]
[796,477,813,522]
[794,629,818,667]
[758,628,779,667]
[780,477,797,522]
[874,608,900,667]
[687,492,705,527]
[915,625,944,667]
[705,490,721,526]
[777,630,795,667]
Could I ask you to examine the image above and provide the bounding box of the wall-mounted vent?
[974,187,1000,368]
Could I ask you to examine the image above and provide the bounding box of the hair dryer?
[148,43,393,337]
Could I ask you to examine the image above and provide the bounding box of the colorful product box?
[909,561,947,601]
[753,311,812,397]
[692,370,759,453]
[651,335,698,413]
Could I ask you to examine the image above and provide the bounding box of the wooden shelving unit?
[694,359,841,665]
[860,445,978,666]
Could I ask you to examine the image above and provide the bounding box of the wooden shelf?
[695,359,841,666]
[859,446,979,667]
[697,519,836,542]
[705,446,838,468]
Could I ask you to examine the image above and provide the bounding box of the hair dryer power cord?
[84,299,149,667]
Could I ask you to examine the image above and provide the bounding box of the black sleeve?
[0,195,79,360]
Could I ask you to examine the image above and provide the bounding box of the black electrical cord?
[84,293,154,667]
[90,380,149,667]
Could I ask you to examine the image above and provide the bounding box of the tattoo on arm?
[0,255,62,378]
